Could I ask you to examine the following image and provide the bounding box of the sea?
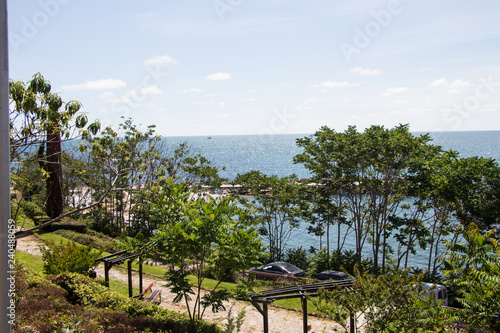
[163,131,500,269]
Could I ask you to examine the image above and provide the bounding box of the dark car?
[315,270,352,281]
[250,262,306,281]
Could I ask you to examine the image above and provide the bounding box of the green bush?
[51,272,126,307]
[10,201,24,220]
[41,240,102,276]
[14,266,221,333]
[284,247,308,271]
[19,200,43,221]
[53,229,118,252]
[90,209,122,237]
[46,222,88,233]
[307,248,373,277]
[50,272,222,332]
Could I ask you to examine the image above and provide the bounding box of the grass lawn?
[15,251,44,274]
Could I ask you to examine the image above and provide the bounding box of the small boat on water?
[207,136,212,139]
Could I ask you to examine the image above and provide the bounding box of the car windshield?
[278,263,301,273]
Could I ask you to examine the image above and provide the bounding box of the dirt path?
[16,234,343,333]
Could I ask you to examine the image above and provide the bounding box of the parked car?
[315,270,352,281]
[419,282,448,306]
[250,262,306,281]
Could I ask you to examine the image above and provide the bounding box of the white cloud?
[429,78,448,88]
[449,79,472,88]
[247,89,257,93]
[304,98,321,104]
[311,81,359,88]
[143,55,177,66]
[99,91,130,103]
[206,72,231,81]
[99,91,116,100]
[429,78,472,88]
[182,88,203,93]
[62,79,126,91]
[245,98,256,102]
[99,86,162,103]
[380,87,408,96]
[194,101,226,107]
[446,89,460,95]
[350,67,383,75]
[136,86,162,95]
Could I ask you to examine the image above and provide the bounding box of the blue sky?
[7,0,500,136]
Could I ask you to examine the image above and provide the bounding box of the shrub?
[46,222,87,233]
[52,229,118,252]
[19,200,43,221]
[284,247,308,271]
[51,272,126,308]
[90,209,122,237]
[15,266,222,333]
[41,240,102,276]
[307,248,373,277]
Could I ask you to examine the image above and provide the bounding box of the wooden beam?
[350,312,355,333]
[251,299,264,316]
[95,250,128,262]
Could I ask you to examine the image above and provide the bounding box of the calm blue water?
[164,131,500,181]
[163,131,500,268]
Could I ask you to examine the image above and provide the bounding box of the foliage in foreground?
[13,265,222,333]
[151,178,263,325]
[312,269,448,332]
[442,224,500,332]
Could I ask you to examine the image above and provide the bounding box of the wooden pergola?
[95,250,144,297]
[248,280,355,333]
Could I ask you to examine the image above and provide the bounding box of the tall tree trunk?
[45,130,63,219]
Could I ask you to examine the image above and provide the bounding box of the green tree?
[295,124,438,271]
[80,117,163,235]
[441,156,500,229]
[151,177,262,326]
[80,118,226,237]
[9,73,100,219]
[442,224,500,332]
[166,142,226,188]
[411,151,500,274]
[233,171,306,262]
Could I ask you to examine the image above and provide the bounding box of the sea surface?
[163,131,500,268]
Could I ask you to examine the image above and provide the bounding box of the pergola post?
[301,294,308,333]
[350,312,355,333]
[139,256,143,294]
[127,259,133,297]
[263,302,269,333]
[104,261,110,288]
